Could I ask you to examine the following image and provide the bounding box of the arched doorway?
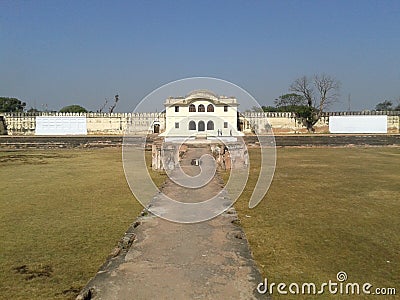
[0,116,7,135]
[207,120,214,130]
[198,121,205,131]
[153,123,160,133]
[189,120,196,130]
[238,121,243,131]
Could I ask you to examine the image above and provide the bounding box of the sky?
[1,0,399,112]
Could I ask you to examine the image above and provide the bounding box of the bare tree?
[289,74,340,132]
[290,76,314,107]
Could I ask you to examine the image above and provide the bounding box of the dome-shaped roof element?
[185,90,218,100]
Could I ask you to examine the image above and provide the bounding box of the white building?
[161,90,242,138]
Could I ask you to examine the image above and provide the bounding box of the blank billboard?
[35,116,87,135]
[329,116,387,133]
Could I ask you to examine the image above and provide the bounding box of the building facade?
[161,90,241,137]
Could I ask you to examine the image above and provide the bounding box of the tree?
[250,106,263,112]
[289,74,340,132]
[59,105,88,113]
[395,98,400,111]
[270,93,309,114]
[262,106,279,112]
[375,100,393,111]
[274,93,307,108]
[244,106,264,113]
[0,97,26,112]
[27,107,41,113]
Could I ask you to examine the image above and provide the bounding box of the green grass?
[234,147,400,299]
[0,148,142,299]
[0,147,399,299]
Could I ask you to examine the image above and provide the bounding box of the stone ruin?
[151,140,249,172]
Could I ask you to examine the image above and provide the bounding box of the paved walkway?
[78,145,266,300]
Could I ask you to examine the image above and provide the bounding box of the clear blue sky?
[1,0,399,112]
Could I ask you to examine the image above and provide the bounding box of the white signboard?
[35,116,87,135]
[329,116,387,133]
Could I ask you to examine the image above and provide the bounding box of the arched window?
[198,121,205,131]
[207,104,214,112]
[207,120,214,130]
[198,104,205,112]
[189,120,196,130]
[189,104,196,112]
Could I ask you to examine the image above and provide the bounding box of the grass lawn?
[0,146,398,299]
[0,148,142,299]
[234,147,399,299]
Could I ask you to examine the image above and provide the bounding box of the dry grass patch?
[234,147,399,299]
[0,148,142,299]
[1,146,398,299]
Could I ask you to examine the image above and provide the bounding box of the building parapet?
[241,110,399,118]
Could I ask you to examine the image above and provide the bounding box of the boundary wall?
[0,111,398,135]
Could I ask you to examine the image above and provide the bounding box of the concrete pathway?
[78,145,266,300]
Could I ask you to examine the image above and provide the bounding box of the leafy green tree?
[289,74,340,132]
[395,100,400,111]
[262,106,279,112]
[0,97,26,112]
[27,107,41,113]
[262,104,308,113]
[251,106,264,112]
[59,105,88,113]
[244,106,264,113]
[375,100,393,111]
[274,93,307,108]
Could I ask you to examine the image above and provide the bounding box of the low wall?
[1,112,166,135]
[241,111,399,134]
[0,111,398,135]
